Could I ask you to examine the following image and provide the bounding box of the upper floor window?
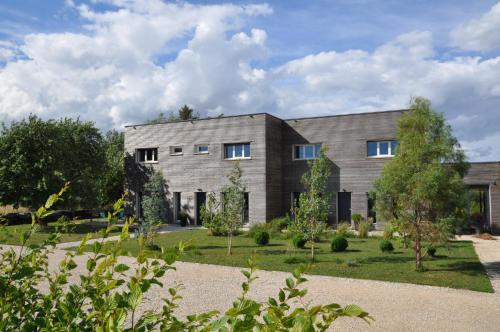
[169,146,183,156]
[294,143,322,160]
[367,140,398,157]
[195,144,209,154]
[224,143,251,160]
[137,148,158,163]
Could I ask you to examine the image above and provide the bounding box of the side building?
[124,110,500,233]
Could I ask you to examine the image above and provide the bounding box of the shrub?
[292,234,307,249]
[358,220,370,238]
[335,222,353,237]
[54,215,75,233]
[380,240,394,252]
[331,236,348,252]
[427,245,436,257]
[248,223,268,237]
[383,223,394,240]
[352,213,363,224]
[270,215,290,233]
[254,230,270,246]
[179,212,189,227]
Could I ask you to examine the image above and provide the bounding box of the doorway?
[242,192,249,225]
[337,192,351,225]
[195,192,207,225]
[173,192,181,223]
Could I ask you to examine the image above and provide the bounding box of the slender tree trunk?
[227,232,232,255]
[415,226,422,271]
[311,239,315,262]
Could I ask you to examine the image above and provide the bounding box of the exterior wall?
[265,116,283,220]
[464,162,500,234]
[124,114,270,225]
[281,111,404,228]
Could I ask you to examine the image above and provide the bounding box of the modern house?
[124,110,500,234]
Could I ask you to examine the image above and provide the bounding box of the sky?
[0,0,500,161]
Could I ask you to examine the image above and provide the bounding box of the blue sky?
[0,0,500,160]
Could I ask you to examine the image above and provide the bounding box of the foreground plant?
[0,186,371,331]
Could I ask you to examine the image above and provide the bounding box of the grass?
[0,219,120,245]
[84,229,493,293]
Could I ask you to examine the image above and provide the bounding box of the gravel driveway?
[3,237,500,331]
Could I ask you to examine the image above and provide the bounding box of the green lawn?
[0,219,120,246]
[111,229,493,293]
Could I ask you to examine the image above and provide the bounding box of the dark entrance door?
[337,192,351,224]
[195,192,207,225]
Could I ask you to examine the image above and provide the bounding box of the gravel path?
[3,237,500,331]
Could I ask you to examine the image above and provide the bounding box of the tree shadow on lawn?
[34,223,114,235]
[429,261,489,277]
[197,243,282,250]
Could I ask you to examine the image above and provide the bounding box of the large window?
[294,143,322,160]
[137,148,158,163]
[224,143,251,159]
[367,140,398,157]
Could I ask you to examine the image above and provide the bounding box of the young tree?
[140,171,167,244]
[221,162,246,255]
[291,147,332,261]
[200,192,225,236]
[374,97,469,270]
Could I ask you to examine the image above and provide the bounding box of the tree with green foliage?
[374,97,469,270]
[222,162,246,255]
[0,115,104,218]
[200,192,225,236]
[139,171,167,244]
[178,104,198,120]
[97,130,125,208]
[291,147,332,261]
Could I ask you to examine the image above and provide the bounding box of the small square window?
[170,146,183,155]
[195,145,209,154]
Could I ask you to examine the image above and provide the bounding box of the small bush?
[358,220,370,238]
[331,236,348,252]
[292,234,307,249]
[379,240,394,252]
[254,230,270,246]
[146,243,161,251]
[382,223,394,240]
[54,215,74,234]
[427,245,436,257]
[284,256,308,264]
[248,223,268,237]
[270,216,290,233]
[352,213,363,224]
[335,223,353,237]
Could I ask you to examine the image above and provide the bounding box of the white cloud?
[0,1,499,161]
[450,1,500,51]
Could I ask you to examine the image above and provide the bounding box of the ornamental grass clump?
[358,220,370,239]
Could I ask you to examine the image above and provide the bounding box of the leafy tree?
[0,185,371,330]
[98,130,125,207]
[147,105,199,124]
[140,171,167,244]
[200,192,225,236]
[177,104,198,120]
[374,97,469,270]
[222,162,246,255]
[290,147,332,261]
[0,115,104,217]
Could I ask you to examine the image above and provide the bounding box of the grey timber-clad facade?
[124,110,500,233]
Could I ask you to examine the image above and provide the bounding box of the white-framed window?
[136,148,158,163]
[169,146,183,155]
[224,143,251,160]
[367,140,398,157]
[293,143,322,160]
[194,144,209,154]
